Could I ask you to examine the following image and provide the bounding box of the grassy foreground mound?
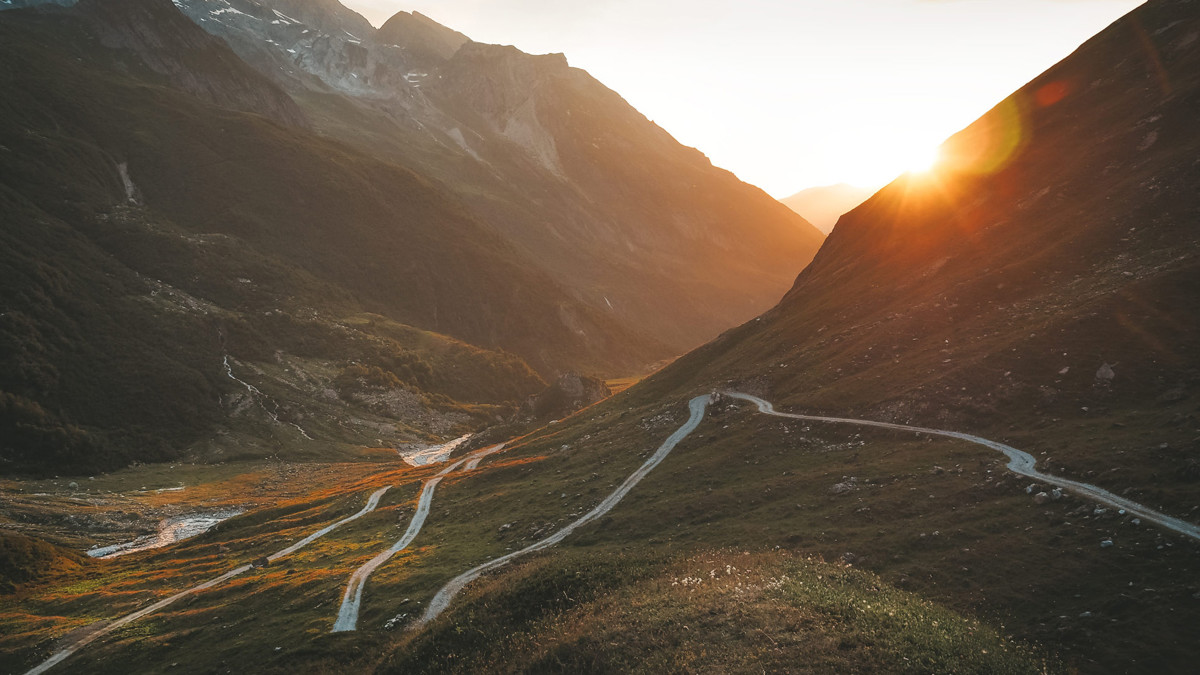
[387,549,1051,673]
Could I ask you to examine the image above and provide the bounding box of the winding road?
[414,395,711,626]
[413,391,1200,627]
[25,486,393,675]
[27,390,1200,672]
[724,392,1200,541]
[332,443,509,632]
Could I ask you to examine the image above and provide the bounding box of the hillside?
[595,0,1200,668]
[0,0,656,474]
[167,0,827,353]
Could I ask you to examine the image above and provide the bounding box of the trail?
[724,392,1200,542]
[414,395,710,626]
[24,486,391,675]
[332,443,507,632]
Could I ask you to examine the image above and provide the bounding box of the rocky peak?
[373,10,469,68]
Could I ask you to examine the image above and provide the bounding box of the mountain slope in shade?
[781,183,874,234]
[0,0,667,474]
[160,0,826,354]
[75,0,308,127]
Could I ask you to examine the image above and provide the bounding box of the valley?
[2,0,1199,673]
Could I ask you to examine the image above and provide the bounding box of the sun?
[907,144,942,174]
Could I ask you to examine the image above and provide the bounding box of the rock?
[1096,363,1116,382]
[932,466,945,475]
[1059,366,1070,375]
[68,481,79,489]
[1033,492,1051,505]
[840,552,858,565]
[1051,488,1064,501]
[1100,539,1114,548]
[1079,611,1093,618]
[524,373,612,420]
[251,556,270,568]
[830,481,855,495]
[1131,518,1142,525]
[1094,507,1108,516]
[1025,483,1040,494]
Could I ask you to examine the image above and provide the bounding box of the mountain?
[164,0,826,353]
[596,0,1200,668]
[781,182,874,234]
[0,0,660,474]
[3,2,1199,674]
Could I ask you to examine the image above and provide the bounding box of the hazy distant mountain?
[780,183,874,234]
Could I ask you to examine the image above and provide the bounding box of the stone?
[1100,539,1114,548]
[1050,488,1064,501]
[1033,492,1051,504]
[1096,363,1116,382]
[1025,483,1040,495]
[251,556,270,568]
[830,481,854,495]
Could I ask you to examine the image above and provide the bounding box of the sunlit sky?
[343,0,1143,197]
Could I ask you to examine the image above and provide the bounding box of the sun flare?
[907,145,942,174]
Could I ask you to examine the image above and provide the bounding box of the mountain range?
[0,0,822,474]
[2,0,1199,673]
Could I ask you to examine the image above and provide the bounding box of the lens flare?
[940,96,1030,176]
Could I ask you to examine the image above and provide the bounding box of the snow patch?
[272,9,300,24]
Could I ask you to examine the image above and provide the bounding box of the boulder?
[1033,492,1051,505]
[1096,363,1116,382]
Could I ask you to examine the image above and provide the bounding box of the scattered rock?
[830,478,858,495]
